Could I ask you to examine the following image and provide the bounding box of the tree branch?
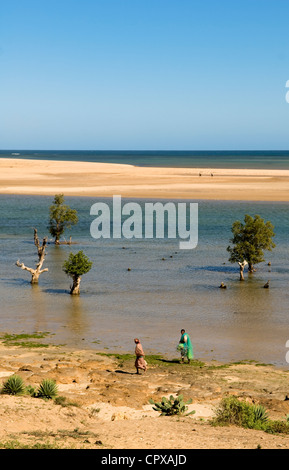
[15,260,35,274]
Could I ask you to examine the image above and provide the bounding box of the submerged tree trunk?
[238,260,248,281]
[70,275,81,295]
[248,262,256,273]
[54,234,60,245]
[16,229,48,284]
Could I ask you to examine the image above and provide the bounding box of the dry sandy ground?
[1,158,289,200]
[1,341,289,449]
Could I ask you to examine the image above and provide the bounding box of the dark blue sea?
[2,149,289,169]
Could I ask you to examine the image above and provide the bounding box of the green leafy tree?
[63,250,92,295]
[227,214,275,280]
[49,194,78,245]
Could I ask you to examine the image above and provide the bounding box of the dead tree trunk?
[16,229,48,284]
[238,260,248,281]
[70,275,81,295]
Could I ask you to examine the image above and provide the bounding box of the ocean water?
[1,194,289,367]
[2,149,289,169]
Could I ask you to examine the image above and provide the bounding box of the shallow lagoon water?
[1,195,289,367]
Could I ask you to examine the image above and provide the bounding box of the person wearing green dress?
[177,329,194,363]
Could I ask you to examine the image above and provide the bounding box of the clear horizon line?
[1,149,289,153]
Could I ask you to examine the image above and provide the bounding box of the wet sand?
[1,158,289,200]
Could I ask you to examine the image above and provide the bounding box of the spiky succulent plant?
[37,379,58,399]
[253,404,269,423]
[149,394,195,416]
[1,375,25,396]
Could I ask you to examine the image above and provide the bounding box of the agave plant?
[1,375,25,396]
[253,404,269,423]
[149,394,195,416]
[37,379,58,399]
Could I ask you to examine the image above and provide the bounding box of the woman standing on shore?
[134,338,147,374]
[177,329,194,364]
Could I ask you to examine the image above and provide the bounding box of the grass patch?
[0,439,61,449]
[207,364,231,370]
[54,396,80,407]
[25,429,91,439]
[207,360,271,370]
[4,341,50,348]
[0,332,51,348]
[96,352,205,368]
[23,428,101,442]
[254,363,271,367]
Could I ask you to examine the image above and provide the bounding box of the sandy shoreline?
[1,158,289,201]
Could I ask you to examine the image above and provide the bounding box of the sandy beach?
[1,339,289,449]
[1,158,289,201]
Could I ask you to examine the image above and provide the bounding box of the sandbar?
[1,158,289,200]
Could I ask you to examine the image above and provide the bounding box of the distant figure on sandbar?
[134,338,147,375]
[177,329,194,364]
[263,280,270,288]
[219,282,227,289]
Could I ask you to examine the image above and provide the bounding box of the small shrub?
[1,375,25,396]
[37,379,58,399]
[25,385,37,397]
[149,394,195,416]
[265,420,289,435]
[213,396,257,428]
[54,396,67,406]
[54,396,79,407]
[212,396,289,434]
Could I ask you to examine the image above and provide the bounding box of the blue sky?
[1,0,289,150]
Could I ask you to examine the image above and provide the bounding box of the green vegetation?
[1,375,58,401]
[15,428,103,448]
[212,396,289,434]
[227,214,275,280]
[0,440,60,450]
[1,375,26,396]
[149,394,195,417]
[48,193,78,245]
[54,396,80,407]
[26,385,37,397]
[26,428,100,441]
[96,352,205,368]
[207,360,271,370]
[253,404,269,423]
[63,250,93,295]
[1,332,51,348]
[36,379,58,400]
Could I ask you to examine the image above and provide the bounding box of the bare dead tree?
[238,260,248,281]
[16,228,48,284]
